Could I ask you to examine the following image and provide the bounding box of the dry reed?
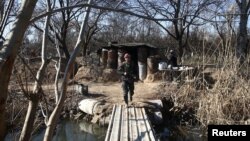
[171,52,250,128]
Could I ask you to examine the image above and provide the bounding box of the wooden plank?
[142,108,156,141]
[110,105,122,141]
[128,107,132,141]
[105,105,116,141]
[136,108,150,141]
[105,105,157,141]
[120,105,129,141]
[130,107,139,141]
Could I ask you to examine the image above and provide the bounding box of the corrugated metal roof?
[102,42,158,49]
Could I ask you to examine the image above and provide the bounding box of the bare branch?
[114,0,124,9]
[30,3,180,24]
[52,23,61,104]
[0,0,14,38]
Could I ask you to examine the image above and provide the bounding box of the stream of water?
[5,120,207,141]
[5,120,107,141]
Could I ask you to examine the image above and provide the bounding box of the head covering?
[170,50,176,55]
[124,53,131,58]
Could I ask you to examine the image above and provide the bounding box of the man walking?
[118,53,136,106]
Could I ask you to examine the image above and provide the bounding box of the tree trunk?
[60,22,70,59]
[178,38,183,64]
[0,56,14,139]
[0,0,38,139]
[19,60,49,141]
[236,12,248,63]
[19,97,39,141]
[82,43,88,56]
[176,29,184,64]
[236,0,250,64]
[60,44,70,59]
[43,0,93,140]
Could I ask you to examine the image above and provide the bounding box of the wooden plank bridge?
[105,105,157,141]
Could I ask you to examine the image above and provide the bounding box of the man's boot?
[129,93,133,101]
[124,96,128,105]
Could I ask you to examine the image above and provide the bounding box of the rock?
[78,99,102,115]
[98,114,111,126]
[135,100,163,110]
[74,112,86,120]
[73,83,88,95]
[91,114,102,124]
[70,109,77,115]
[153,110,163,124]
[147,99,163,109]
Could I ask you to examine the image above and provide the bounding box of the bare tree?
[43,0,93,140]
[19,0,52,141]
[82,9,105,56]
[0,0,38,139]
[52,0,84,59]
[136,0,220,62]
[235,0,250,63]
[30,0,84,60]
[213,3,237,57]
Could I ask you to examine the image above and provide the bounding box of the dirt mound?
[101,69,120,82]
[74,66,121,82]
[74,66,102,81]
[75,67,95,81]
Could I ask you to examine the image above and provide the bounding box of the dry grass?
[170,53,250,128]
[197,57,250,126]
